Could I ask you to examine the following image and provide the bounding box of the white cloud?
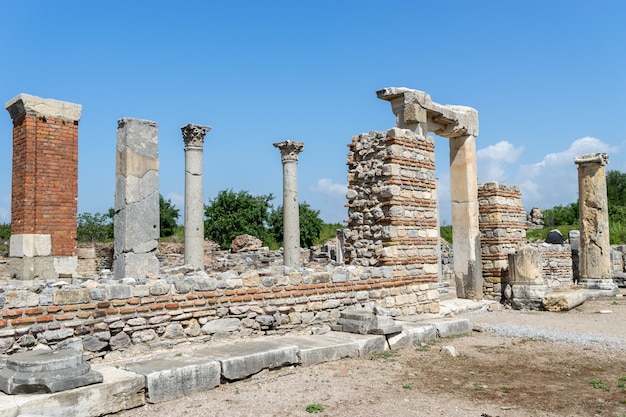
[476,141,524,183]
[516,136,617,211]
[309,178,347,197]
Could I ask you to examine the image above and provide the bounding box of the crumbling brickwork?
[478,182,527,299]
[344,128,439,293]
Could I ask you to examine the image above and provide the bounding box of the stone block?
[9,234,51,257]
[201,318,240,334]
[419,318,471,338]
[279,334,359,366]
[387,323,437,349]
[0,365,144,417]
[125,356,220,403]
[194,339,299,381]
[53,288,90,305]
[328,332,386,356]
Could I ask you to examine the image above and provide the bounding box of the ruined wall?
[538,243,574,288]
[478,182,527,299]
[345,128,439,283]
[0,260,439,359]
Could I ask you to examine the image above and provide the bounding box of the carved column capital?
[181,123,211,150]
[574,152,609,167]
[273,140,304,162]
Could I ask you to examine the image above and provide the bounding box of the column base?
[578,278,619,294]
[9,256,77,281]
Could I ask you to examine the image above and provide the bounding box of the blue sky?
[1,1,625,225]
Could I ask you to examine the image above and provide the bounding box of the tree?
[77,212,114,242]
[542,203,579,227]
[204,190,274,249]
[160,195,180,238]
[0,223,9,240]
[268,202,324,248]
[606,170,626,223]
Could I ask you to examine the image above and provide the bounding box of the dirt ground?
[118,291,626,417]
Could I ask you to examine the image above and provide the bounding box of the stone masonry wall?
[345,128,439,283]
[0,261,438,360]
[538,243,574,289]
[478,182,527,299]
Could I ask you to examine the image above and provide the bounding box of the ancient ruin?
[182,123,211,270]
[575,152,616,291]
[5,94,82,280]
[273,140,304,268]
[113,118,160,279]
[0,89,623,415]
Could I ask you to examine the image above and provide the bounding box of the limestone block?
[387,323,437,349]
[279,334,360,366]
[53,288,90,305]
[114,253,160,280]
[5,291,40,309]
[125,356,220,403]
[201,318,240,334]
[9,234,51,257]
[5,93,82,121]
[194,339,299,381]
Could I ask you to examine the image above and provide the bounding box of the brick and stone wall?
[343,127,439,311]
[538,243,574,288]
[478,182,527,299]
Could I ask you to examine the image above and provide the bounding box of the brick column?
[5,94,82,280]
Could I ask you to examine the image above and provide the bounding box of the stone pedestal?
[273,140,304,268]
[507,244,547,310]
[181,123,211,270]
[574,153,617,292]
[5,94,82,280]
[114,118,160,279]
[0,349,102,394]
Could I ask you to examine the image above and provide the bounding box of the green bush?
[77,212,114,242]
[268,202,324,248]
[0,223,9,240]
[204,189,274,249]
[440,225,453,243]
[160,195,180,238]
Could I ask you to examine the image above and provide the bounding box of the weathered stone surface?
[542,291,586,311]
[387,323,437,349]
[231,234,263,253]
[201,318,240,335]
[110,331,131,350]
[0,349,102,394]
[0,365,145,417]
[52,288,90,305]
[279,334,359,366]
[83,335,108,352]
[194,339,299,381]
[125,356,219,404]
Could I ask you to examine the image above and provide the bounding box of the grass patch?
[591,378,610,391]
[372,350,399,360]
[305,403,324,413]
[402,384,413,390]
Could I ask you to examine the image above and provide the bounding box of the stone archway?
[377,87,483,299]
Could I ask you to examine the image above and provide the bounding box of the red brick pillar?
[5,94,82,280]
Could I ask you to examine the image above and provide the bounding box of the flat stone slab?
[279,333,359,366]
[125,356,220,403]
[387,323,437,349]
[419,318,472,338]
[0,365,144,417]
[0,349,102,394]
[327,332,387,356]
[193,339,299,381]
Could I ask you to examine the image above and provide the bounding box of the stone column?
[574,153,616,291]
[5,94,82,280]
[450,134,483,299]
[181,123,211,270]
[114,118,160,279]
[273,140,304,267]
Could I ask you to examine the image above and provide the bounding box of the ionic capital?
[574,152,609,167]
[182,123,211,150]
[273,140,304,162]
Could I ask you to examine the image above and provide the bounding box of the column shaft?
[182,124,211,270]
[575,153,614,290]
[449,134,483,299]
[274,140,304,268]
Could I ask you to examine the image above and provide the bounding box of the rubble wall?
[478,182,527,299]
[344,128,439,307]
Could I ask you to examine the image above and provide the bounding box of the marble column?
[182,123,211,270]
[450,134,483,299]
[114,118,160,279]
[574,153,616,291]
[273,140,304,267]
